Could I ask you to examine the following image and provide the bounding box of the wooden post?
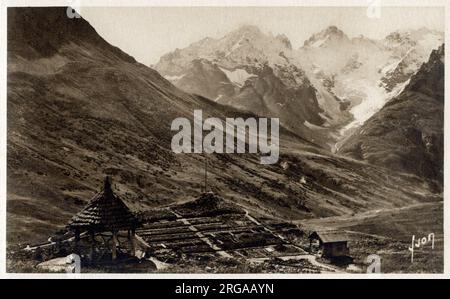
[75,228,80,242]
[130,229,136,257]
[204,154,207,192]
[74,227,80,254]
[112,231,118,261]
[89,230,95,261]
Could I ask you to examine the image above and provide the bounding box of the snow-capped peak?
[222,25,292,51]
[384,28,443,48]
[275,34,292,50]
[303,25,350,48]
[224,24,265,42]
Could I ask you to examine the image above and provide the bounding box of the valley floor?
[299,201,443,273]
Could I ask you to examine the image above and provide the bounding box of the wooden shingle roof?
[68,177,140,232]
[309,231,348,243]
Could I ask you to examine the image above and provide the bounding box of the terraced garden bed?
[141,232,199,242]
[138,226,193,236]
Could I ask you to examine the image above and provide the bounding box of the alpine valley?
[6,7,445,274]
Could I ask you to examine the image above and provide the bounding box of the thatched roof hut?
[68,177,139,232]
[68,177,140,260]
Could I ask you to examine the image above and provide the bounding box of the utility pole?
[204,153,208,193]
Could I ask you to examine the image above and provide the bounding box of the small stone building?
[309,231,349,258]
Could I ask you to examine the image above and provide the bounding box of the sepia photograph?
[3,0,447,277]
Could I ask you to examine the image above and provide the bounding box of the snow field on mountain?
[219,67,257,87]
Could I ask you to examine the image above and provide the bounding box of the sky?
[81,6,445,66]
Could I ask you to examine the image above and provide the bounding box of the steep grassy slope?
[7,7,440,246]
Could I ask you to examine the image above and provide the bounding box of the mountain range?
[155,24,443,150]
